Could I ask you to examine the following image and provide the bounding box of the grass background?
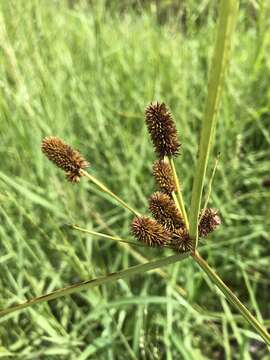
[0,0,269,358]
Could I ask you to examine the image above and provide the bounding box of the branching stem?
[80,169,140,217]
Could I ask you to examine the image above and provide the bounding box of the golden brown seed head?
[41,136,89,183]
[148,192,184,231]
[171,228,193,253]
[152,159,176,194]
[145,102,180,158]
[131,216,171,247]
[199,208,221,238]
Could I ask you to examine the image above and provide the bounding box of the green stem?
[171,191,183,217]
[168,157,189,230]
[199,154,220,223]
[70,224,149,248]
[0,253,189,318]
[70,224,174,250]
[80,169,140,217]
[193,251,270,346]
[189,0,239,247]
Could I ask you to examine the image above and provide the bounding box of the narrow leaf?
[0,253,189,318]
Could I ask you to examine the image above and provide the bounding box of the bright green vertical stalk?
[185,0,270,346]
[189,0,239,247]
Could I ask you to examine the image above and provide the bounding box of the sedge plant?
[0,0,269,348]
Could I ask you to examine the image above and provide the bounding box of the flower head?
[148,192,183,231]
[131,216,171,247]
[145,102,180,158]
[152,159,176,194]
[199,208,221,238]
[41,136,89,183]
[262,178,270,188]
[171,228,193,253]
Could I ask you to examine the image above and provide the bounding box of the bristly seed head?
[145,102,180,158]
[152,159,176,194]
[262,178,270,188]
[131,216,171,247]
[148,192,184,231]
[171,228,193,253]
[199,208,221,238]
[41,136,89,183]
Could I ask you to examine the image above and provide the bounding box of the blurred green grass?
[0,0,269,358]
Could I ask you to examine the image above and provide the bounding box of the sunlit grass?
[0,0,269,358]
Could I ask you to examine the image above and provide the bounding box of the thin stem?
[193,251,270,346]
[199,154,220,222]
[69,224,149,248]
[70,224,175,250]
[171,192,183,217]
[80,169,140,217]
[168,157,189,229]
[189,0,239,247]
[0,253,189,318]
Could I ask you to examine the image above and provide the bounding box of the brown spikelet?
[152,160,176,194]
[145,102,180,158]
[262,178,270,188]
[149,192,183,231]
[131,216,171,247]
[199,208,221,238]
[41,136,89,183]
[171,228,193,253]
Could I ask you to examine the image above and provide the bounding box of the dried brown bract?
[152,159,176,194]
[171,228,193,253]
[199,208,221,238]
[41,136,89,183]
[145,102,180,158]
[131,216,171,247]
[149,192,183,231]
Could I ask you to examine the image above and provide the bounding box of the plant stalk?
[192,251,270,346]
[189,0,239,247]
[168,157,189,229]
[70,224,174,250]
[80,169,140,216]
[70,224,149,247]
[199,154,220,222]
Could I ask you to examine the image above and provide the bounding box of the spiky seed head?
[262,178,270,188]
[171,228,193,253]
[148,192,183,231]
[131,216,171,247]
[199,208,221,238]
[145,102,180,158]
[152,159,176,194]
[41,136,89,183]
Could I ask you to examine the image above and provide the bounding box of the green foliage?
[0,0,269,358]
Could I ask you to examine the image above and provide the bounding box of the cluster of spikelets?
[131,102,220,252]
[41,102,221,253]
